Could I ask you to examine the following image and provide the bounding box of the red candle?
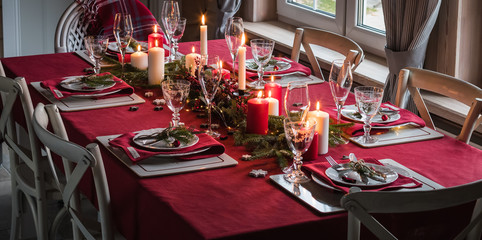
[148,25,164,49]
[264,76,282,114]
[303,132,318,161]
[247,91,269,135]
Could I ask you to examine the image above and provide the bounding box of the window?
[277,0,387,57]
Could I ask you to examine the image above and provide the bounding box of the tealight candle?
[131,45,148,70]
[238,34,246,91]
[148,40,165,85]
[148,25,164,49]
[200,14,208,56]
[307,101,329,154]
[185,46,201,76]
[266,91,279,116]
[264,75,282,113]
[247,91,269,135]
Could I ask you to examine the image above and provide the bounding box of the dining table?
[1,39,481,240]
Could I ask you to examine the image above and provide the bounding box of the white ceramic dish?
[133,128,199,151]
[325,163,398,187]
[341,104,401,124]
[60,76,115,92]
[108,41,148,54]
[246,58,291,72]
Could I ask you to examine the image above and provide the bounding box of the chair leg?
[347,211,361,240]
[10,186,21,240]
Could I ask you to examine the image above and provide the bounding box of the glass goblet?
[171,17,186,61]
[284,81,311,122]
[113,13,133,76]
[161,0,180,63]
[83,36,95,63]
[198,55,222,138]
[89,36,109,74]
[247,39,275,89]
[354,86,384,143]
[224,17,244,79]
[328,59,353,123]
[283,118,317,183]
[161,79,191,128]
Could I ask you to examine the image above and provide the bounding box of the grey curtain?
[381,0,441,112]
[215,0,242,39]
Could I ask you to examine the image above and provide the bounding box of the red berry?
[381,114,389,121]
[173,140,181,147]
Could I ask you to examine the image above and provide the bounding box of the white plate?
[108,42,148,54]
[60,76,116,92]
[246,59,291,72]
[341,105,401,124]
[133,128,199,151]
[325,163,398,187]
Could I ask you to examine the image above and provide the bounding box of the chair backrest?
[55,2,89,53]
[32,103,113,240]
[395,67,482,144]
[341,180,482,240]
[291,27,364,80]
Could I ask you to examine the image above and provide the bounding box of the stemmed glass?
[329,59,353,123]
[161,0,180,63]
[83,36,95,63]
[283,118,317,183]
[113,13,133,77]
[171,17,186,61]
[247,39,275,89]
[199,55,222,138]
[161,79,191,128]
[354,86,384,143]
[224,17,244,78]
[85,36,109,74]
[284,81,311,122]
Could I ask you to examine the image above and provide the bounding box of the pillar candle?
[148,40,165,85]
[247,91,269,135]
[307,101,329,154]
[131,45,148,70]
[200,15,208,56]
[238,34,246,90]
[185,46,201,76]
[148,25,164,49]
[303,132,318,160]
[264,76,282,114]
[266,91,279,116]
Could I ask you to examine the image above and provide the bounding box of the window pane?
[288,0,336,16]
[359,0,385,32]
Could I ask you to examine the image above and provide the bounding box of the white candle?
[131,45,148,70]
[307,101,329,154]
[200,15,208,56]
[185,46,201,76]
[238,34,246,90]
[148,40,165,85]
[266,91,279,116]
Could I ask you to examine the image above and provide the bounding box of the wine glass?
[113,13,133,77]
[161,79,191,128]
[283,118,317,183]
[224,17,244,78]
[198,55,222,138]
[284,81,311,122]
[354,86,384,143]
[171,17,186,61]
[83,36,95,63]
[161,0,180,63]
[85,36,109,74]
[329,59,353,123]
[247,39,275,89]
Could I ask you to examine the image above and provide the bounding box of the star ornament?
[249,169,268,178]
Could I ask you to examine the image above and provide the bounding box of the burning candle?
[148,25,164,49]
[185,46,201,76]
[131,45,148,70]
[307,101,329,154]
[238,34,246,91]
[264,75,282,114]
[266,91,279,116]
[200,14,208,56]
[247,91,269,135]
[148,40,165,85]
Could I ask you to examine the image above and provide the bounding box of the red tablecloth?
[1,40,481,240]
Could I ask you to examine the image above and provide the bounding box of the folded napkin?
[304,158,422,193]
[225,57,312,81]
[41,73,134,100]
[108,132,226,163]
[328,102,427,136]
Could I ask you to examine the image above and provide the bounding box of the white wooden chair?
[291,27,364,80]
[341,180,482,240]
[395,67,482,144]
[32,103,114,240]
[55,1,89,53]
[0,76,59,240]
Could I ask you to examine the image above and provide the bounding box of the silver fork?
[325,155,339,167]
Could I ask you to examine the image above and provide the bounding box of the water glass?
[161,79,191,128]
[354,86,384,143]
[247,39,275,89]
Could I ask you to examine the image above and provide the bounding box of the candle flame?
[257,91,263,98]
[316,101,320,111]
[202,14,205,25]
[241,34,245,45]
[220,61,223,69]
[155,39,158,47]
[137,44,141,52]
[154,25,158,33]
[271,75,274,82]
[268,90,272,98]
[191,46,195,53]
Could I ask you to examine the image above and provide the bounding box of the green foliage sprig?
[80,74,114,87]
